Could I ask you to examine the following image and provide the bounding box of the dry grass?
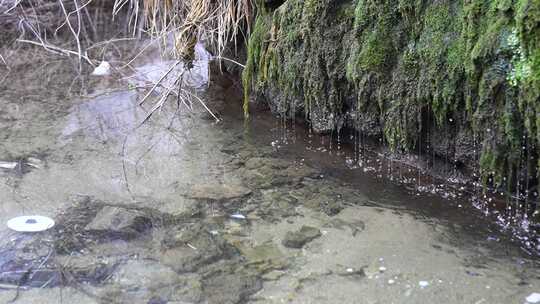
[109,0,252,124]
[1,0,249,128]
[1,0,253,68]
[116,0,253,64]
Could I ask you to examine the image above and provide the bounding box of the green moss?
[471,18,508,62]
[243,0,540,190]
[357,29,392,73]
[401,47,419,74]
[242,13,271,117]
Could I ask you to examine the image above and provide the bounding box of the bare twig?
[57,0,83,70]
[86,37,137,51]
[16,39,94,65]
[54,0,93,34]
[138,60,181,106]
[183,89,220,122]
[212,55,246,68]
[0,52,9,70]
[113,0,253,63]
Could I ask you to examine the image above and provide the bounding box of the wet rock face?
[282,226,322,248]
[243,0,540,196]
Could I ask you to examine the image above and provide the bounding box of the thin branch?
[16,39,94,65]
[0,53,9,70]
[58,0,83,70]
[212,55,245,68]
[138,60,181,106]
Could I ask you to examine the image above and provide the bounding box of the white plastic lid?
[7,215,55,232]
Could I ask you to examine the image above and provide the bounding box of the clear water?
[0,44,538,304]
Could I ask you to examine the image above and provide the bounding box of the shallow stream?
[0,44,538,304]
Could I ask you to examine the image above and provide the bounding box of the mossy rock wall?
[243,0,540,193]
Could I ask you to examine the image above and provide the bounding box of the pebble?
[526,293,540,303]
[91,61,111,76]
[388,279,395,285]
[230,213,246,220]
[419,281,429,288]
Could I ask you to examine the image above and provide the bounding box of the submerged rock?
[201,260,262,304]
[0,234,119,288]
[160,223,235,273]
[282,226,322,248]
[289,178,370,215]
[85,206,151,234]
[238,157,319,189]
[186,183,252,201]
[97,260,203,304]
[3,196,265,303]
[0,234,60,288]
[56,254,121,285]
[52,197,188,255]
[323,218,365,236]
[232,242,288,272]
[249,188,299,221]
[109,260,178,290]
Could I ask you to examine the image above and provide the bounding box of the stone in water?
[282,226,321,248]
[91,61,111,76]
[418,281,429,288]
[526,293,540,303]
